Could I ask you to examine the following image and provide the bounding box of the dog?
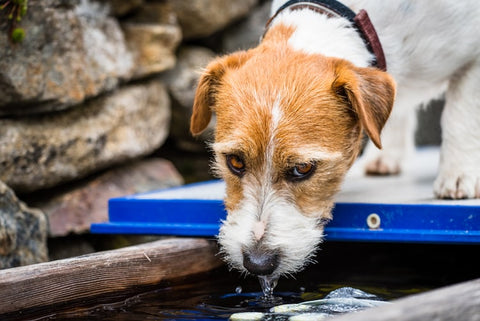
[190,0,480,280]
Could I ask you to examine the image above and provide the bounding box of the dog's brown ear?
[333,61,396,149]
[190,51,251,136]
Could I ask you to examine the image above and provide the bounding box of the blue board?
[91,148,480,244]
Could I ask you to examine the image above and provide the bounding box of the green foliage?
[1,0,28,43]
[11,26,24,42]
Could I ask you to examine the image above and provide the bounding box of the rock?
[265,287,387,320]
[0,80,171,193]
[123,1,176,24]
[160,46,216,150]
[222,1,272,53]
[0,0,134,116]
[32,158,183,237]
[100,0,144,17]
[162,46,216,108]
[122,2,182,78]
[0,181,48,269]
[170,0,259,39]
[123,23,182,78]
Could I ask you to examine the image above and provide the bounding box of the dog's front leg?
[434,61,480,199]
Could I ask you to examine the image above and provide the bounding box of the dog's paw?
[364,155,401,176]
[434,170,480,199]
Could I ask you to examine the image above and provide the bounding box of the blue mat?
[91,148,480,244]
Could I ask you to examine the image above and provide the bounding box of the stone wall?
[0,0,442,269]
[0,0,265,268]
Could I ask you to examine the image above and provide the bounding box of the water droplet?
[235,286,243,294]
[258,275,279,300]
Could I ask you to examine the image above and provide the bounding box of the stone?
[0,0,134,116]
[100,0,144,17]
[0,181,48,269]
[162,46,216,108]
[0,80,171,193]
[123,1,175,24]
[122,2,182,78]
[123,23,182,78]
[170,0,259,39]
[222,1,272,53]
[159,46,216,150]
[33,158,183,237]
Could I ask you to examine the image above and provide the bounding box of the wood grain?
[0,238,223,314]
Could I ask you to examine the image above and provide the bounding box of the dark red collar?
[265,0,387,71]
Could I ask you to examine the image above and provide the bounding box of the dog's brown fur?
[190,22,395,276]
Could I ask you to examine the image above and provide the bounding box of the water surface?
[14,242,480,321]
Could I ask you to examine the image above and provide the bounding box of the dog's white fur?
[273,0,480,198]
[193,0,480,278]
[217,180,325,276]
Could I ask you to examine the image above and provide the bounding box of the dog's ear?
[332,61,396,149]
[190,51,252,136]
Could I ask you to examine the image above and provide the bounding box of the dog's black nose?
[243,248,279,276]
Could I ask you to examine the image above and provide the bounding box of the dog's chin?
[217,199,327,277]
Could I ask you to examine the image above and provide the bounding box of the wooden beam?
[330,278,480,321]
[0,238,223,315]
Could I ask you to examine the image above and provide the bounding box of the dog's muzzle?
[242,246,280,276]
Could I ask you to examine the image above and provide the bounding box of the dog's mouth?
[217,185,330,281]
[242,244,281,276]
[241,244,282,297]
[218,216,326,280]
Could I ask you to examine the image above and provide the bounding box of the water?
[9,242,480,321]
[258,275,280,301]
[13,267,402,321]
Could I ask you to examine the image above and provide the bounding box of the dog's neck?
[265,3,376,68]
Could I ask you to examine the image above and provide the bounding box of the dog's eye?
[287,162,316,181]
[226,154,246,177]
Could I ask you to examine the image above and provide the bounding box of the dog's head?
[190,30,395,277]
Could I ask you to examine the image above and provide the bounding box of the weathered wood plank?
[0,238,223,314]
[330,278,480,321]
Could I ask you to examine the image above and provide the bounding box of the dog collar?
[265,0,387,71]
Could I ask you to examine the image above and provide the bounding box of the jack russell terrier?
[190,0,480,281]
